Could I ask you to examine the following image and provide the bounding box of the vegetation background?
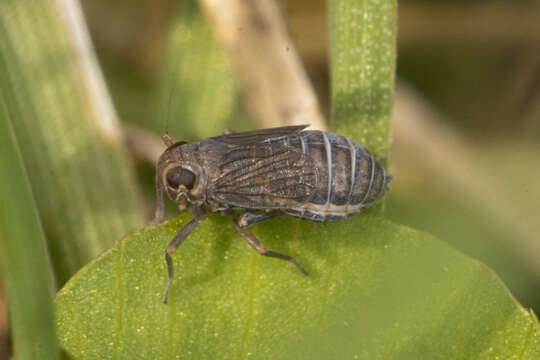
[82,0,540,314]
[1,0,539,358]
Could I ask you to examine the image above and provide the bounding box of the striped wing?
[210,125,308,145]
[211,141,319,209]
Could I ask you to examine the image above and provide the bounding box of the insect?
[152,125,391,303]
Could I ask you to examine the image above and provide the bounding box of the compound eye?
[166,167,195,190]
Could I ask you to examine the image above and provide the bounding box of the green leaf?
[0,0,144,284]
[0,103,59,359]
[55,215,540,359]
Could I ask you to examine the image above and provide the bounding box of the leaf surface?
[55,215,540,359]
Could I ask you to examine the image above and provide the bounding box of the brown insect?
[152,125,391,303]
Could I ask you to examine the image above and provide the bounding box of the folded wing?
[211,140,319,209]
[210,125,308,145]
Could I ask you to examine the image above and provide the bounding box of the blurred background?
[1,0,539,355]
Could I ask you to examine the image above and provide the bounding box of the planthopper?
[152,125,391,303]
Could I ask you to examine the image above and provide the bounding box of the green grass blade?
[0,0,144,284]
[0,103,59,360]
[112,0,240,141]
[55,215,540,359]
[328,0,397,163]
[162,0,238,140]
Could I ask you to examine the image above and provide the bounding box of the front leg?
[150,169,166,225]
[234,211,308,275]
[163,206,207,304]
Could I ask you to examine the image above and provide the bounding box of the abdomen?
[283,131,390,222]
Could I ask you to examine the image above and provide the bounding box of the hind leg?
[233,212,308,275]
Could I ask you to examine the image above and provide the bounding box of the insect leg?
[234,212,308,276]
[216,209,234,217]
[163,207,207,304]
[150,170,165,225]
[236,211,280,227]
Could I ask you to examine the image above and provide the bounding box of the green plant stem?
[328,0,397,164]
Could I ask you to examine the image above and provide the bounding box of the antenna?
[160,73,176,136]
[165,81,176,135]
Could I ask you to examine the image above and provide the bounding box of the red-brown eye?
[166,167,195,190]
